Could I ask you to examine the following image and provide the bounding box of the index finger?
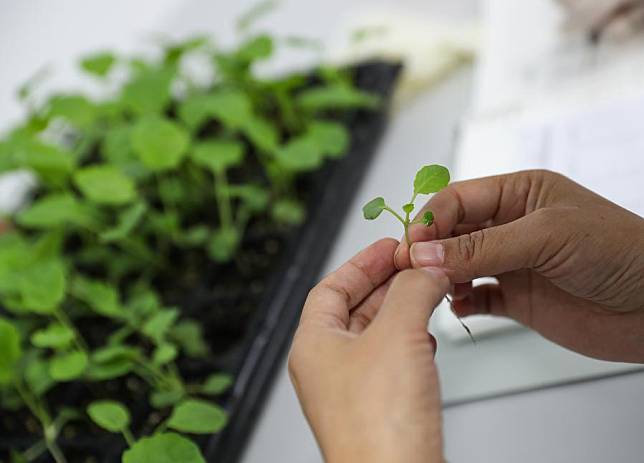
[395,171,539,270]
[299,238,399,330]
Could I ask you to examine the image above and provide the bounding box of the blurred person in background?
[558,0,644,42]
[289,170,644,462]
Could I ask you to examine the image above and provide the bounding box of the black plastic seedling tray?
[204,61,402,463]
[0,61,401,463]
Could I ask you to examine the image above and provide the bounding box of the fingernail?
[411,242,444,267]
[420,266,446,279]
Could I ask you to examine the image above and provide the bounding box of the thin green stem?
[44,439,67,463]
[383,206,405,225]
[122,428,135,448]
[214,169,234,230]
[23,439,47,461]
[14,382,67,463]
[53,308,89,354]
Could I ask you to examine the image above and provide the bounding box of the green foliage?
[167,399,228,434]
[123,433,205,463]
[49,350,88,381]
[31,323,74,349]
[74,165,137,205]
[0,318,21,385]
[297,84,380,112]
[87,400,130,432]
[132,116,190,171]
[80,52,116,78]
[191,140,244,173]
[362,197,386,220]
[413,164,450,195]
[0,12,383,462]
[362,165,450,246]
[201,373,233,395]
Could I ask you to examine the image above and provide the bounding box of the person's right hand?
[395,170,644,363]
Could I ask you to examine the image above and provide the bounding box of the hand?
[289,239,449,463]
[395,170,644,363]
[557,0,644,42]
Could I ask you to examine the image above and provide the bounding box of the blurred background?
[1,1,644,462]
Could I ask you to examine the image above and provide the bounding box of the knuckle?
[456,230,486,264]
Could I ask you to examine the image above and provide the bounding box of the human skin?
[289,239,448,463]
[290,170,644,462]
[395,169,644,363]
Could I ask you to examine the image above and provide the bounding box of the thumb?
[375,268,449,334]
[409,210,559,283]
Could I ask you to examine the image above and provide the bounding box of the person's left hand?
[288,238,449,463]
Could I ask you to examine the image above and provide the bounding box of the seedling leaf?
[422,211,434,226]
[413,165,450,195]
[122,432,205,463]
[297,84,380,112]
[19,260,66,314]
[49,350,88,381]
[31,323,75,349]
[362,197,386,220]
[201,373,233,395]
[121,68,174,115]
[80,52,116,78]
[167,399,227,434]
[306,120,349,158]
[87,400,130,432]
[191,140,244,173]
[208,227,240,263]
[271,198,305,225]
[74,165,137,205]
[131,116,190,172]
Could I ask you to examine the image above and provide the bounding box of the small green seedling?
[362,164,475,343]
[362,164,449,247]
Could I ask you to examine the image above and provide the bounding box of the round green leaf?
[191,140,244,173]
[236,34,274,62]
[271,198,305,225]
[152,343,178,366]
[31,323,74,349]
[132,116,190,172]
[207,227,240,263]
[70,276,126,319]
[0,317,22,385]
[201,373,233,395]
[402,203,414,214]
[167,399,227,434]
[49,350,88,381]
[241,116,278,153]
[362,197,386,220]
[80,52,116,78]
[19,260,66,314]
[122,433,205,463]
[422,211,435,226]
[122,68,174,115]
[48,95,96,129]
[16,193,91,229]
[413,165,450,195]
[306,121,349,158]
[74,165,136,205]
[274,137,322,171]
[150,389,185,409]
[87,400,130,433]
